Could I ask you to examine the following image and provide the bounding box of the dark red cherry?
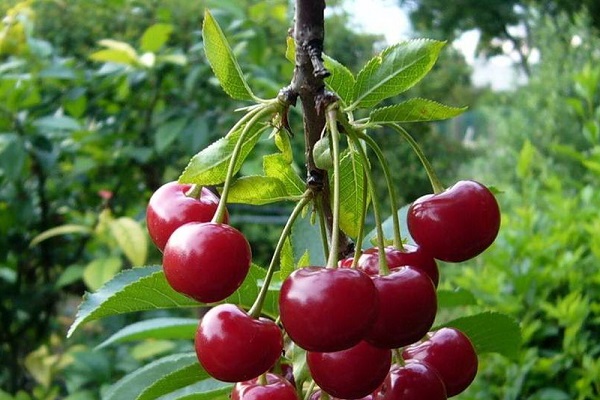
[279,267,378,352]
[146,181,228,251]
[365,266,437,349]
[162,222,251,303]
[340,244,439,287]
[195,304,283,383]
[402,327,478,397]
[407,180,500,262]
[306,341,391,399]
[231,373,299,400]
[309,390,375,399]
[377,362,447,400]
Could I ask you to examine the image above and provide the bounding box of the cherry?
[306,340,391,399]
[340,244,439,287]
[279,267,379,352]
[162,222,251,303]
[195,304,283,383]
[146,181,228,251]
[402,327,478,397]
[309,390,375,399]
[377,362,447,400]
[365,266,437,349]
[231,373,299,400]
[407,180,500,262]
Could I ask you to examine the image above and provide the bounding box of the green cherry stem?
[184,184,202,199]
[316,195,330,263]
[249,190,312,318]
[356,131,403,249]
[325,105,342,269]
[211,104,275,224]
[347,131,390,276]
[390,123,445,194]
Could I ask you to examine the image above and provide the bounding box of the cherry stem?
[212,105,274,224]
[347,131,390,275]
[325,106,341,269]
[184,184,202,199]
[303,381,316,400]
[249,191,312,318]
[393,348,406,366]
[350,170,369,269]
[356,131,403,249]
[390,123,445,194]
[316,195,330,263]
[257,372,268,386]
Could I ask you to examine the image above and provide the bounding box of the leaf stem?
[389,123,445,194]
[249,191,313,318]
[325,106,342,269]
[316,195,330,263]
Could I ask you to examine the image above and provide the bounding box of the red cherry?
[306,341,391,399]
[146,181,228,251]
[231,373,299,400]
[279,267,379,352]
[365,266,437,349]
[163,222,251,303]
[309,390,375,399]
[407,180,500,262]
[402,327,478,397]
[377,362,447,400]
[340,244,439,287]
[195,304,283,383]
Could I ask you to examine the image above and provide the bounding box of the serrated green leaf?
[369,98,467,124]
[67,264,277,338]
[437,288,477,309]
[83,257,122,292]
[285,36,295,63]
[263,154,304,196]
[138,365,231,400]
[323,55,355,106]
[278,237,295,281]
[162,380,231,400]
[297,250,311,268]
[350,39,446,110]
[274,130,293,163]
[109,217,148,266]
[140,23,174,53]
[179,120,266,186]
[97,318,199,349]
[29,224,92,247]
[440,311,521,359]
[226,176,298,205]
[104,353,199,400]
[202,10,255,100]
[330,149,367,238]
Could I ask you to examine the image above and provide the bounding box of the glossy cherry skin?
[279,267,379,352]
[163,222,251,303]
[310,390,375,399]
[377,362,447,400]
[365,266,437,349]
[407,180,500,262]
[231,373,299,400]
[146,181,228,251]
[195,304,283,383]
[307,341,391,399]
[402,327,478,397]
[340,244,439,288]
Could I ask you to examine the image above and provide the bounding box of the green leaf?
[0,134,26,182]
[369,98,467,124]
[140,23,174,53]
[278,237,295,281]
[67,264,277,338]
[90,39,139,65]
[323,55,356,106]
[33,116,82,132]
[160,380,231,400]
[331,149,367,238]
[350,39,445,110]
[363,204,411,249]
[155,118,188,154]
[202,9,255,101]
[437,288,477,309]
[29,224,92,247]
[138,365,231,400]
[285,36,295,63]
[440,311,521,359]
[97,318,199,349]
[517,139,535,179]
[263,153,304,196]
[227,176,297,205]
[179,120,266,186]
[83,257,123,292]
[104,353,199,400]
[109,217,148,267]
[131,340,176,361]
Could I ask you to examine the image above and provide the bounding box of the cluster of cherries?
[146,179,500,399]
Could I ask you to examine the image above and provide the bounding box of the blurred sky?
[342,0,526,90]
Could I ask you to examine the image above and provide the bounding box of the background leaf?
[202,9,255,100]
[97,318,199,349]
[29,224,92,247]
[109,217,148,266]
[437,288,478,309]
[350,39,445,110]
[83,257,122,291]
[440,311,522,359]
[369,98,467,124]
[140,23,174,53]
[323,55,356,106]
[226,176,297,205]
